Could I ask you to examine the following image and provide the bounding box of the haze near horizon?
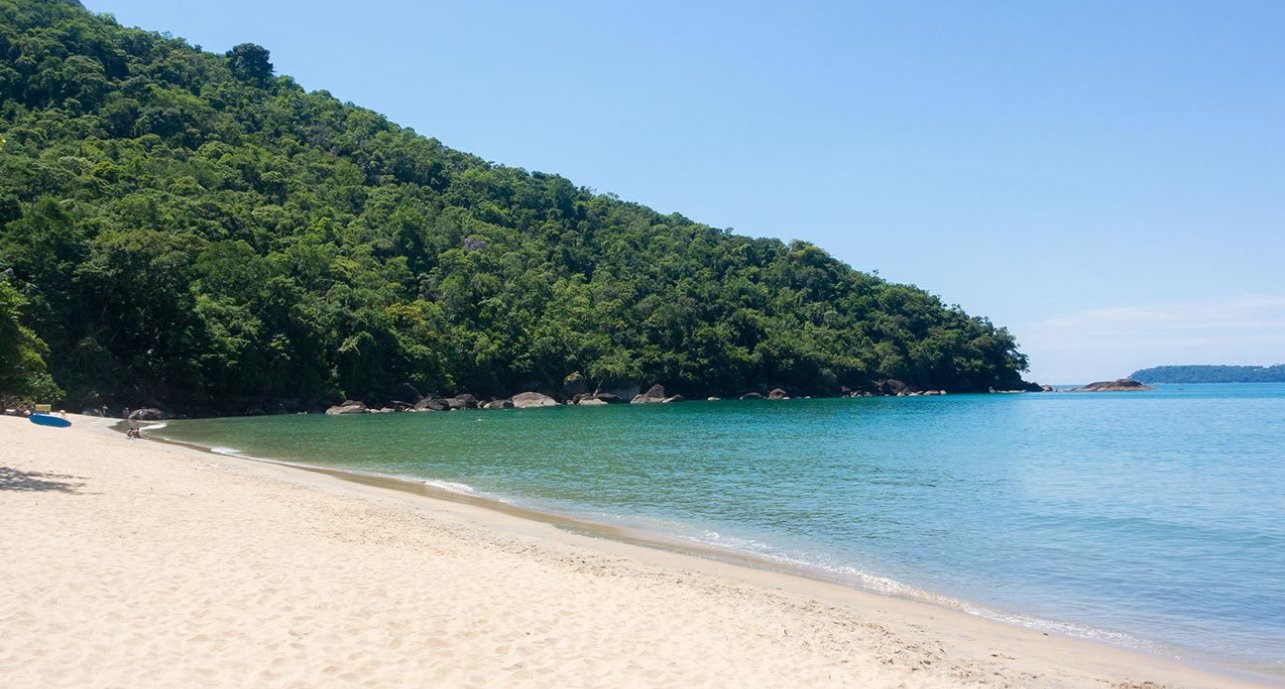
[84,0,1285,383]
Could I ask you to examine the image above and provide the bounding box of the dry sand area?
[0,414,1270,689]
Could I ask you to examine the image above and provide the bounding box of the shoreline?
[3,413,1279,688]
[146,422,1281,685]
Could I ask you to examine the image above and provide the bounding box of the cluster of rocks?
[628,385,684,404]
[322,382,687,415]
[833,380,950,398]
[325,392,491,415]
[319,375,1073,415]
[110,375,1073,420]
[737,388,791,400]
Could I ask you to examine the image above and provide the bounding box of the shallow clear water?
[155,384,1285,675]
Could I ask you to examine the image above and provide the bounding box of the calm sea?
[153,384,1285,676]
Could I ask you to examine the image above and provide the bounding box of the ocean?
[152,383,1285,677]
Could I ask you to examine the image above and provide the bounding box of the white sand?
[0,414,1272,689]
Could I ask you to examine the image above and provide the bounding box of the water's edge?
[139,421,1281,686]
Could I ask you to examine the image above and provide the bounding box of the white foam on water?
[422,479,476,495]
[678,529,1156,654]
[140,422,168,431]
[210,446,241,456]
[959,605,1150,649]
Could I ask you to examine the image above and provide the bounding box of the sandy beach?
[0,414,1273,689]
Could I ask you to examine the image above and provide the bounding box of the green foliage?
[225,43,273,88]
[0,275,63,402]
[1131,365,1285,384]
[0,0,1030,414]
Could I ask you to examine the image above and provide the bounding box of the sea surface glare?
[156,384,1285,676]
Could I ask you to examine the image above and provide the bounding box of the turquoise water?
[154,384,1285,676]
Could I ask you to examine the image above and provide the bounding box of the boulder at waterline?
[631,385,668,404]
[562,372,588,398]
[414,398,448,412]
[511,392,559,408]
[325,401,367,415]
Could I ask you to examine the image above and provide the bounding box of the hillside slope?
[0,0,1031,414]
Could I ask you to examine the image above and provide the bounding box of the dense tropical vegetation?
[0,0,1032,414]
[1131,365,1285,384]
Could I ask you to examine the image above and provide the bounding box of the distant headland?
[1130,365,1285,384]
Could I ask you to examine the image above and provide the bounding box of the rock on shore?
[630,385,668,404]
[511,392,559,408]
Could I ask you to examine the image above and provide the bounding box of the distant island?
[1074,379,1152,392]
[1130,365,1285,384]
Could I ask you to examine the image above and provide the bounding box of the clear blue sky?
[84,0,1285,383]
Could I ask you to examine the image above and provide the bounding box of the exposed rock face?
[630,385,668,404]
[874,379,913,396]
[482,399,514,409]
[414,397,448,412]
[562,372,588,399]
[511,391,559,408]
[661,394,684,404]
[576,391,625,405]
[1075,379,1153,392]
[740,392,765,400]
[443,394,479,410]
[128,408,168,421]
[767,388,789,400]
[325,401,367,415]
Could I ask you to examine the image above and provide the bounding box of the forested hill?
[0,0,1032,415]
[1131,365,1285,384]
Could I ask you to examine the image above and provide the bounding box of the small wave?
[960,606,1150,649]
[422,479,476,495]
[140,422,168,431]
[679,530,1153,652]
[210,446,242,456]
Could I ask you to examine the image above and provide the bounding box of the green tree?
[226,43,273,88]
[0,277,62,402]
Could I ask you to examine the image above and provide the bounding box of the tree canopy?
[0,0,1032,414]
[0,273,62,403]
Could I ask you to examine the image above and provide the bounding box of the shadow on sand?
[0,466,87,493]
